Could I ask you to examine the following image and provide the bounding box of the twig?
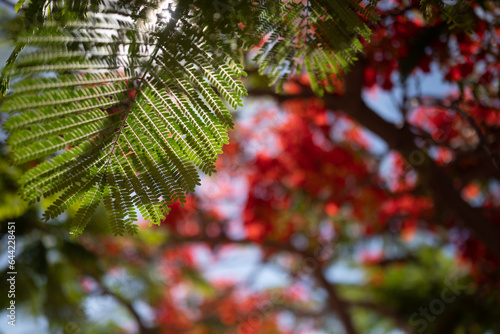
[101,287,156,334]
[313,265,359,334]
[451,101,500,172]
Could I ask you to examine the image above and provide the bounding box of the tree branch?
[451,101,500,171]
[246,60,500,258]
[166,230,360,334]
[329,61,500,258]
[102,288,157,334]
[313,265,360,334]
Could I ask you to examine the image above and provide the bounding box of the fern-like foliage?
[254,0,380,95]
[420,0,476,32]
[0,0,381,236]
[1,0,246,236]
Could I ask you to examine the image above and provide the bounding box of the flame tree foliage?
[0,0,381,236]
[2,0,500,333]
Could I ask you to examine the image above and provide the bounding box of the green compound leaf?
[1,0,245,236]
[0,0,381,236]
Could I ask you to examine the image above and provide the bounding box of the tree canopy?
[1,0,500,333]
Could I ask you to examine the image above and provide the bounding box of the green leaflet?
[15,0,26,12]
